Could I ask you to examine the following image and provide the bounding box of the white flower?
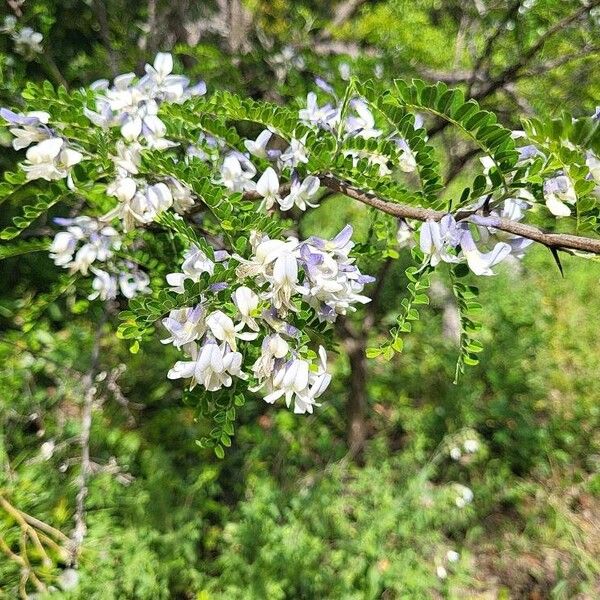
[112,141,142,175]
[88,268,117,301]
[1,109,51,150]
[299,226,374,321]
[22,138,83,181]
[49,231,78,267]
[265,357,309,404]
[279,137,308,168]
[40,440,55,461]
[161,305,206,348]
[219,154,256,193]
[450,447,462,461]
[168,178,195,214]
[12,27,43,56]
[151,52,173,81]
[454,484,474,508]
[261,346,330,414]
[118,270,150,298]
[395,139,417,173]
[167,244,215,292]
[146,182,173,214]
[436,566,448,580]
[586,152,600,185]
[419,217,461,267]
[446,550,460,563]
[49,217,119,275]
[206,310,258,351]
[104,181,172,231]
[167,341,246,391]
[346,99,381,139]
[251,334,290,380]
[256,167,281,210]
[543,175,577,217]
[232,286,260,331]
[234,236,296,282]
[72,243,99,275]
[280,175,320,211]
[463,439,479,453]
[344,149,391,177]
[269,250,301,313]
[108,177,137,203]
[244,130,272,159]
[299,92,339,129]
[460,231,511,277]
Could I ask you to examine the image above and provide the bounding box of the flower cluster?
[49,217,150,301]
[215,129,319,213]
[103,176,193,232]
[1,16,43,58]
[0,110,83,182]
[162,226,373,413]
[85,52,206,148]
[298,89,418,176]
[420,196,533,276]
[81,53,203,232]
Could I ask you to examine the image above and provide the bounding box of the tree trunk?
[343,328,368,459]
[338,257,392,459]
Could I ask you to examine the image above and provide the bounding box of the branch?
[516,44,600,78]
[318,0,368,40]
[474,0,600,100]
[466,0,522,96]
[427,1,600,138]
[318,174,600,255]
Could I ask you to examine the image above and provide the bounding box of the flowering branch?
[2,49,600,441]
[318,174,600,255]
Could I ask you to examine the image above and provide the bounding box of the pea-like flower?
[167,341,246,391]
[232,286,260,331]
[299,92,339,129]
[280,175,320,211]
[244,130,273,159]
[345,99,381,139]
[256,167,282,210]
[206,310,258,352]
[166,244,215,292]
[22,137,83,182]
[161,305,206,348]
[543,174,577,217]
[219,154,257,193]
[279,137,309,168]
[261,346,331,414]
[0,108,52,150]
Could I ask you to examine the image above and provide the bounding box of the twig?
[7,0,24,17]
[70,311,106,563]
[92,0,119,77]
[466,0,522,96]
[445,147,481,185]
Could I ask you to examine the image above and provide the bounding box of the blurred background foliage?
[1,0,600,598]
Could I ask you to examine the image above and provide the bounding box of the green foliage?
[450,266,483,382]
[1,1,600,598]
